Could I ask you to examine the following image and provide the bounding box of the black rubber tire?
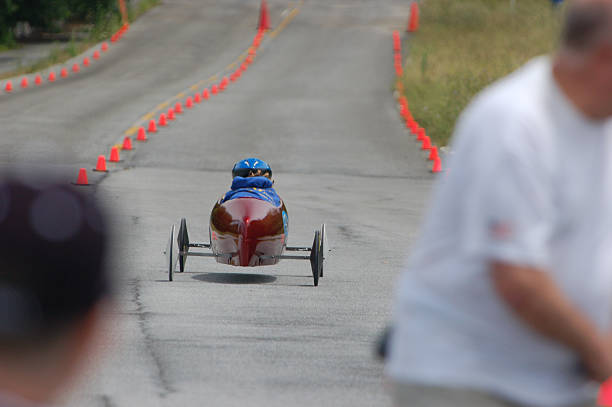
[178,218,189,273]
[310,230,321,287]
[319,224,325,277]
[168,226,174,282]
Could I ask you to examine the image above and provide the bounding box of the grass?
[0,0,160,80]
[400,0,564,146]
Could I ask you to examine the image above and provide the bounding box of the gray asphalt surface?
[0,1,436,406]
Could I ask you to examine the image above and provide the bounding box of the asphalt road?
[0,1,435,406]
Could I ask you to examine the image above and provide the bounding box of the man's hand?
[578,334,612,382]
[491,261,612,382]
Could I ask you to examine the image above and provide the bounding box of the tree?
[1,0,118,38]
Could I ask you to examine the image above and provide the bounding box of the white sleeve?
[460,125,555,269]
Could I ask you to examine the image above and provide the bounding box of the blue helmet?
[232,158,272,178]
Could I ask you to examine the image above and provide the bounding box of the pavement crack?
[128,278,175,398]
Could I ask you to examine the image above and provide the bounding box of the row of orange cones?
[3,23,128,94]
[75,29,265,185]
[393,30,441,173]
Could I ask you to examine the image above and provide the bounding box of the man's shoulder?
[453,57,554,154]
[469,57,550,122]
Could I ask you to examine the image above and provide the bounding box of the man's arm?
[491,261,612,382]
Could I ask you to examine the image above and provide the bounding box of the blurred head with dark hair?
[0,176,112,405]
[555,0,612,119]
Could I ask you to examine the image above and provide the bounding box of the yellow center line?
[270,6,300,38]
[124,126,138,136]
[122,1,302,137]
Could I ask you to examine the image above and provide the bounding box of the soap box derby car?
[165,196,328,286]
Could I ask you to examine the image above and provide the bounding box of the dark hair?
[562,1,612,51]
[0,178,110,345]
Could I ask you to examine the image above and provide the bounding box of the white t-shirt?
[386,57,612,407]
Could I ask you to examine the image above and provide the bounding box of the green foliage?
[0,0,117,44]
[0,0,18,45]
[401,0,564,146]
[0,0,160,79]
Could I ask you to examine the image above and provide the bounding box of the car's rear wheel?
[319,224,326,277]
[310,230,321,286]
[178,218,189,273]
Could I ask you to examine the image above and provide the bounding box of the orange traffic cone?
[408,1,419,32]
[167,108,175,121]
[148,119,157,133]
[109,146,120,162]
[417,127,425,141]
[202,88,210,99]
[4,81,12,92]
[194,93,201,103]
[432,157,442,173]
[101,42,109,52]
[76,168,89,185]
[48,71,56,82]
[20,77,28,88]
[185,97,193,108]
[34,75,42,85]
[241,62,248,72]
[83,57,90,67]
[93,50,100,59]
[158,113,168,127]
[61,68,68,78]
[399,96,408,109]
[94,155,108,172]
[409,121,418,133]
[137,127,147,141]
[428,146,439,161]
[421,136,432,150]
[211,85,218,95]
[122,137,133,150]
[393,30,401,52]
[174,102,183,114]
[111,33,118,43]
[72,63,80,73]
[258,0,270,31]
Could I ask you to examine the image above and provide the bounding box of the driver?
[221,158,281,206]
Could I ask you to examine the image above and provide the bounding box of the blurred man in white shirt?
[387,1,612,406]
